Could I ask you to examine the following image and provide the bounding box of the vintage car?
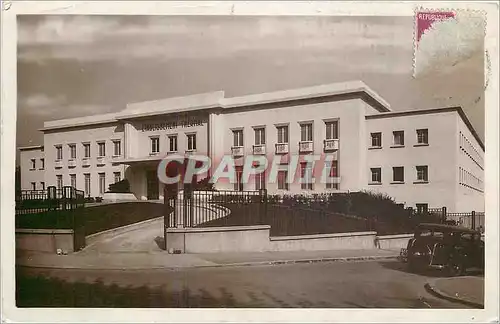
[400,223,484,276]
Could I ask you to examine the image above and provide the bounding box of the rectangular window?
[234,166,243,191]
[113,140,121,156]
[371,132,382,147]
[233,129,243,146]
[370,167,382,183]
[187,134,197,151]
[56,145,62,160]
[40,182,45,191]
[416,165,429,182]
[168,135,178,152]
[326,160,339,189]
[393,131,405,146]
[393,167,404,183]
[84,174,91,197]
[254,128,266,145]
[83,143,91,158]
[40,158,45,170]
[300,123,313,142]
[416,129,428,144]
[98,142,106,157]
[277,126,289,144]
[416,203,429,214]
[30,159,36,170]
[69,144,76,159]
[31,182,36,190]
[70,174,76,189]
[277,170,289,190]
[300,163,313,190]
[150,137,160,154]
[325,121,339,140]
[98,173,105,195]
[56,175,63,190]
[114,172,121,183]
[255,172,266,191]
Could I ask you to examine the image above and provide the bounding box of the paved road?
[17,260,474,308]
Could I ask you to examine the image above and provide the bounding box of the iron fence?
[15,186,86,251]
[165,189,266,228]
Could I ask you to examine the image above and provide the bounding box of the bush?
[95,197,103,203]
[193,177,216,191]
[108,179,131,193]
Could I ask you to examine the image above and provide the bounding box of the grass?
[200,203,421,236]
[16,202,171,236]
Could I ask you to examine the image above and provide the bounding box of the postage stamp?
[1,1,498,323]
[413,8,486,77]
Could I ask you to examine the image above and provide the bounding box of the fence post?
[471,211,476,230]
[442,206,447,224]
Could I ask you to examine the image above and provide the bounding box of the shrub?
[108,179,131,193]
[193,177,216,191]
[95,197,103,203]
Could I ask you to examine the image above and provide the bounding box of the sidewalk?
[16,248,400,270]
[425,276,484,308]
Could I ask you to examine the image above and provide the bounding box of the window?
[325,121,339,140]
[300,163,313,190]
[234,166,243,191]
[255,172,266,191]
[300,123,313,142]
[69,144,76,159]
[98,173,105,195]
[416,165,428,182]
[98,142,106,157]
[70,174,76,189]
[392,167,404,183]
[56,175,63,190]
[40,158,45,170]
[277,126,289,143]
[168,135,178,152]
[150,137,160,154]
[371,132,382,147]
[393,131,405,146]
[40,182,45,191]
[55,145,63,160]
[416,129,428,145]
[113,140,121,156]
[114,172,121,183]
[30,159,36,170]
[83,143,91,158]
[254,128,266,145]
[31,182,36,190]
[416,203,429,214]
[370,167,382,183]
[326,160,339,189]
[187,134,197,151]
[84,174,91,197]
[233,129,243,146]
[277,170,289,190]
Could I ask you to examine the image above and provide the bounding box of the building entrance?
[146,170,159,200]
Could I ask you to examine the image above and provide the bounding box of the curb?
[17,254,399,271]
[424,281,484,309]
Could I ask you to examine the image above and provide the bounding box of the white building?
[18,81,484,212]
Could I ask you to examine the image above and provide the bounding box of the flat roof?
[366,106,484,151]
[40,81,391,130]
[18,145,44,151]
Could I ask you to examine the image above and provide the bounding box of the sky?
[17,15,485,149]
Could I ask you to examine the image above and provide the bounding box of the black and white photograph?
[1,1,498,323]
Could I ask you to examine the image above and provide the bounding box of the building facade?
[18,81,485,212]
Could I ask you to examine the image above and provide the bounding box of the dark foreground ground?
[16,260,479,308]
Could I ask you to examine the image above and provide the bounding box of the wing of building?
[18,80,484,212]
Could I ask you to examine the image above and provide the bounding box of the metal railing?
[165,189,266,228]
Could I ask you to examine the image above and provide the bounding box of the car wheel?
[447,262,466,277]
